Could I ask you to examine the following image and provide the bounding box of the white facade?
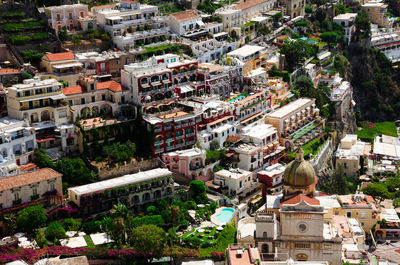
[0,118,36,177]
[168,10,202,36]
[371,29,400,63]
[333,13,357,45]
[213,168,253,195]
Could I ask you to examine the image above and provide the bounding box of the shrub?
[82,220,102,234]
[61,218,81,231]
[20,50,44,63]
[17,205,47,233]
[20,72,32,80]
[131,215,165,227]
[9,35,30,45]
[35,230,47,248]
[45,222,66,241]
[30,33,49,40]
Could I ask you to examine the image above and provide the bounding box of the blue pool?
[215,208,235,224]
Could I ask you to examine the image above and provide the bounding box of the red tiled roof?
[19,163,38,172]
[63,85,83,96]
[236,0,270,10]
[97,81,122,92]
[121,0,139,3]
[281,193,320,206]
[366,195,376,203]
[91,3,117,10]
[170,10,200,22]
[0,168,62,192]
[0,68,21,75]
[45,51,75,62]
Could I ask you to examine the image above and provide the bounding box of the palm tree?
[109,203,130,246]
[1,213,17,235]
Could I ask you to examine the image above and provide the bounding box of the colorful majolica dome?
[283,149,316,187]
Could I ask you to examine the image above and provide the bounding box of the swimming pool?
[227,93,249,103]
[215,208,235,224]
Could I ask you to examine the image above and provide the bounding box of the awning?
[53,62,83,69]
[180,85,194,94]
[33,122,56,130]
[108,16,122,20]
[196,21,205,27]
[36,137,56,143]
[19,95,54,103]
[6,163,17,172]
[50,94,66,100]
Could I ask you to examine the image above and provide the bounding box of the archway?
[261,244,269,253]
[41,110,50,121]
[81,107,90,117]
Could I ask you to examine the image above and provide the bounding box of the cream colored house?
[362,1,391,28]
[335,134,365,177]
[213,168,253,196]
[0,168,63,228]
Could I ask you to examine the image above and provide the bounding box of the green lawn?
[84,235,95,248]
[357,121,398,140]
[288,137,325,159]
[182,226,218,246]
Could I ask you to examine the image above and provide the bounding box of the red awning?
[36,137,56,143]
[226,152,234,157]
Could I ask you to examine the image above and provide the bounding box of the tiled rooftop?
[0,168,62,191]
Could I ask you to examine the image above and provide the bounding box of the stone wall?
[93,159,160,180]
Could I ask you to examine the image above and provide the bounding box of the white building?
[333,13,357,45]
[213,168,253,196]
[184,37,237,63]
[241,122,278,147]
[0,117,36,177]
[168,10,202,36]
[335,134,366,177]
[371,29,400,63]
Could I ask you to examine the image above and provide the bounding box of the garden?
[357,121,398,140]
[135,44,194,61]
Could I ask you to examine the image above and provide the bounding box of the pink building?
[162,147,213,181]
[42,4,96,32]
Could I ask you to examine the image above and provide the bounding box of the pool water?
[215,208,235,223]
[227,93,249,103]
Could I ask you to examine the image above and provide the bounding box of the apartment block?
[0,117,36,177]
[362,1,391,28]
[213,168,253,196]
[333,13,357,45]
[335,134,366,177]
[68,168,174,215]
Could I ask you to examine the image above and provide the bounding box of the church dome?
[283,149,316,187]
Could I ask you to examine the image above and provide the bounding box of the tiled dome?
[283,149,316,187]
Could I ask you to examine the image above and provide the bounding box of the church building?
[255,149,342,264]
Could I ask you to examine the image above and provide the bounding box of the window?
[347,212,351,217]
[361,222,365,227]
[69,100,73,106]
[324,244,331,249]
[275,243,280,247]
[294,243,310,249]
[50,183,55,191]
[90,84,95,91]
[33,188,37,196]
[81,98,85,104]
[69,13,72,19]
[92,96,95,102]
[14,193,19,200]
[102,94,106,101]
[100,63,106,71]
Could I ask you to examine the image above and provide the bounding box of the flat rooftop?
[242,123,276,139]
[215,168,251,179]
[266,98,313,119]
[227,45,266,58]
[69,168,172,196]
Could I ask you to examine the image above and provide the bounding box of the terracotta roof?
[121,0,139,3]
[170,10,200,22]
[0,68,21,75]
[45,51,75,62]
[63,85,83,96]
[97,81,122,92]
[0,168,62,192]
[91,3,117,10]
[236,0,270,10]
[281,193,320,206]
[19,163,38,172]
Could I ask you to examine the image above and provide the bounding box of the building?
[362,1,391,28]
[337,194,378,233]
[285,0,305,18]
[231,90,272,125]
[40,51,83,87]
[0,117,36,177]
[93,0,168,50]
[333,13,357,45]
[216,0,276,32]
[68,168,174,215]
[143,102,202,156]
[63,77,132,122]
[370,29,400,63]
[375,208,400,241]
[264,98,322,150]
[168,10,202,36]
[266,78,292,108]
[0,168,63,229]
[75,50,135,78]
[41,4,96,32]
[226,245,261,265]
[184,38,237,63]
[227,45,268,77]
[335,134,365,177]
[6,77,75,154]
[257,163,285,196]
[213,168,254,196]
[162,147,214,181]
[254,149,342,264]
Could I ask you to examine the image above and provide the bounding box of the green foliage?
[61,218,82,231]
[357,121,398,140]
[45,221,66,241]
[59,27,68,41]
[0,10,24,18]
[268,65,290,82]
[130,224,166,258]
[146,205,158,215]
[199,223,236,258]
[333,55,350,77]
[35,230,47,248]
[9,35,30,45]
[20,72,33,81]
[362,182,393,203]
[1,21,44,32]
[318,164,352,195]
[131,215,165,227]
[197,0,220,14]
[272,12,282,23]
[305,5,313,13]
[315,8,327,22]
[280,40,316,71]
[103,141,136,164]
[17,205,47,233]
[56,157,95,186]
[206,149,223,162]
[355,11,371,40]
[292,76,329,109]
[20,50,44,63]
[335,4,350,14]
[295,21,308,27]
[82,220,102,234]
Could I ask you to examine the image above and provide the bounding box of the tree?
[146,205,157,215]
[362,182,392,203]
[315,8,327,22]
[58,26,68,41]
[45,221,66,241]
[56,157,95,186]
[189,180,206,197]
[61,218,81,231]
[280,40,315,71]
[34,148,55,168]
[272,12,282,27]
[0,213,17,234]
[20,72,33,81]
[131,215,165,227]
[305,6,313,14]
[293,76,329,108]
[17,205,47,233]
[130,224,166,258]
[355,11,371,40]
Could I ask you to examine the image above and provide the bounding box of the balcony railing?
[31,194,40,201]
[13,199,22,206]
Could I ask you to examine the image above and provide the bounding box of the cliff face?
[348,45,400,122]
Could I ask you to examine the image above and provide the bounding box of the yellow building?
[362,2,391,28]
[40,51,82,87]
[266,78,292,108]
[227,45,269,76]
[335,134,366,177]
[337,194,379,233]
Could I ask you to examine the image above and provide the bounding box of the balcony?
[186,132,195,137]
[186,140,195,145]
[13,199,22,206]
[175,142,185,148]
[31,194,40,201]
[166,138,174,143]
[176,134,184,140]
[155,140,164,145]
